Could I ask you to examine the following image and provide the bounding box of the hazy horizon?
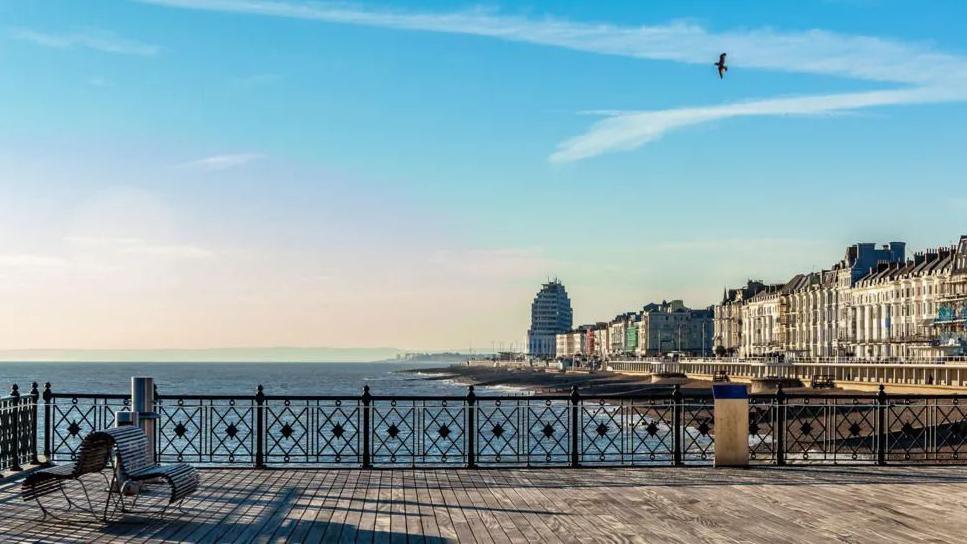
[2,1,966,352]
[0,346,466,363]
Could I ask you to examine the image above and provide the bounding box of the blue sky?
[1,1,966,352]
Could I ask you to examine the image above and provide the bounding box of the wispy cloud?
[9,27,160,56]
[551,87,951,162]
[137,0,967,161]
[177,153,263,172]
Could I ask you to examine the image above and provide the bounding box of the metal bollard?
[132,377,158,463]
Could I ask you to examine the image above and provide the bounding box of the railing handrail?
[12,381,965,472]
[41,390,964,402]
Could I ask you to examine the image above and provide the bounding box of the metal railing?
[42,385,716,468]
[0,382,961,472]
[0,384,40,472]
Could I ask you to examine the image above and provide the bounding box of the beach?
[407,364,715,395]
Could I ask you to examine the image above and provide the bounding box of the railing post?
[775,384,786,467]
[673,384,683,466]
[362,385,372,469]
[877,384,887,466]
[10,384,21,471]
[42,383,52,465]
[255,384,265,469]
[29,382,40,465]
[570,385,580,468]
[466,386,476,468]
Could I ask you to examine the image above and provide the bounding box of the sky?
[2,1,966,353]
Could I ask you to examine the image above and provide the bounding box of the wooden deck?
[2,466,967,543]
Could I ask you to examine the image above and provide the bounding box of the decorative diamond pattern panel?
[50,396,129,462]
[420,401,465,464]
[748,402,775,464]
[580,400,624,464]
[525,400,570,465]
[314,400,361,464]
[372,400,417,465]
[832,401,877,462]
[155,398,255,465]
[475,400,523,464]
[40,389,967,469]
[629,401,675,464]
[935,400,966,460]
[784,400,828,462]
[266,400,310,464]
[681,401,715,463]
[783,398,878,464]
[157,399,202,463]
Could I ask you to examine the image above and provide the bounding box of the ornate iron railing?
[0,384,39,472]
[2,382,960,471]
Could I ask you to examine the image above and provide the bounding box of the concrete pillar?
[713,384,749,467]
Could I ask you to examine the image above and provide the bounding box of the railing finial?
[10,383,19,397]
[42,382,52,402]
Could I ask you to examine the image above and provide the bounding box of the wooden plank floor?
[2,466,967,543]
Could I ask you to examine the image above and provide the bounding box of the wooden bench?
[21,429,114,519]
[101,426,200,519]
[22,425,200,521]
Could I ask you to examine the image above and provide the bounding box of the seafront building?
[636,300,714,356]
[714,236,967,359]
[555,300,713,360]
[527,279,573,358]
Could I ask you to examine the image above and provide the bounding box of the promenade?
[2,466,966,543]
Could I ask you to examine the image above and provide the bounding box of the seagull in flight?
[715,53,728,79]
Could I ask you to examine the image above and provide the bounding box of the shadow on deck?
[2,466,967,543]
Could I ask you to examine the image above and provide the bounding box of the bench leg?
[35,497,58,522]
[75,477,109,521]
[103,471,122,522]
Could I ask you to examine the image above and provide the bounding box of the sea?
[0,360,510,397]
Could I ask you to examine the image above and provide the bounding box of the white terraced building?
[715,237,967,360]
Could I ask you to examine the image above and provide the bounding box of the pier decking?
[2,466,966,543]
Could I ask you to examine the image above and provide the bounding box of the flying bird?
[715,53,728,79]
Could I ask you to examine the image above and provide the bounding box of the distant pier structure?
[527,279,573,358]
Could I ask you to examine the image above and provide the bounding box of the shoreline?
[403,364,713,395]
[404,363,874,396]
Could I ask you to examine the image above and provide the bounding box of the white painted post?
[713,384,749,468]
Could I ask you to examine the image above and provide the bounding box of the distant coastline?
[0,346,406,363]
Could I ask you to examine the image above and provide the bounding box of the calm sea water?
[0,361,501,397]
